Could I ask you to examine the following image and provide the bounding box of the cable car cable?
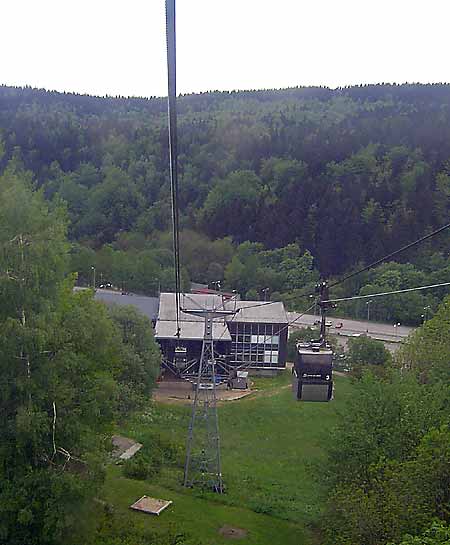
[166,0,181,337]
[329,221,450,290]
[215,301,316,345]
[322,281,450,304]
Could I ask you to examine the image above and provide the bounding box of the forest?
[0,83,449,323]
[0,84,449,545]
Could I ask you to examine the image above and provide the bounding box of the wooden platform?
[130,495,173,516]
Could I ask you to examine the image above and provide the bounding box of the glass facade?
[230,323,280,367]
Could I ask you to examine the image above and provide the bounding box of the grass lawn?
[100,373,353,545]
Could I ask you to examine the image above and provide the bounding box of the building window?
[230,322,280,367]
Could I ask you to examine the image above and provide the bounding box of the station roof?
[229,300,288,324]
[158,292,224,322]
[155,293,288,342]
[155,320,231,341]
[75,287,160,322]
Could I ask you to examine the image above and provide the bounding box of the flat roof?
[228,300,288,324]
[158,293,288,324]
[74,287,160,322]
[155,320,231,341]
[95,290,160,321]
[158,292,225,322]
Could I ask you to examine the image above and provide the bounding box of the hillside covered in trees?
[0,84,449,323]
[0,82,449,545]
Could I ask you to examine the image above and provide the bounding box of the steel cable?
[165,0,181,337]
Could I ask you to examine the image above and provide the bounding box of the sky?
[2,0,450,98]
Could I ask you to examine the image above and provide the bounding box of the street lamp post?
[393,322,401,339]
[91,266,96,290]
[423,306,431,322]
[91,265,95,290]
[366,300,373,333]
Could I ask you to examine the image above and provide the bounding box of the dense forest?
[0,84,449,323]
[0,84,449,545]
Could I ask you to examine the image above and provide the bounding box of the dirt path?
[152,385,254,405]
[152,382,293,405]
[243,383,291,401]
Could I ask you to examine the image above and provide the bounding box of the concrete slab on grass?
[111,435,143,460]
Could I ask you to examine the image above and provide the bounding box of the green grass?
[102,465,305,545]
[100,373,354,545]
[250,370,293,391]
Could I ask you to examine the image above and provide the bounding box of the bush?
[390,520,450,545]
[122,432,182,481]
[92,510,201,545]
[346,335,391,366]
[322,371,450,545]
[122,450,161,480]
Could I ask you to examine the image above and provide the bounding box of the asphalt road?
[286,312,414,343]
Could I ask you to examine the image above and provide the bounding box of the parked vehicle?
[313,319,333,327]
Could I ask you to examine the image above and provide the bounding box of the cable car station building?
[155,293,289,375]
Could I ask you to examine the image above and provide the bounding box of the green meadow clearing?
[99,374,353,545]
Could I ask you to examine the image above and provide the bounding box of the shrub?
[122,450,161,480]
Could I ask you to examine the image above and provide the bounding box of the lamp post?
[91,266,96,290]
[310,294,318,317]
[393,322,401,339]
[366,300,373,333]
[423,305,431,322]
[261,287,269,301]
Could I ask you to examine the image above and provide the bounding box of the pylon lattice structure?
[183,309,235,493]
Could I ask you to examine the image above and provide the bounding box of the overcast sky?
[2,0,449,98]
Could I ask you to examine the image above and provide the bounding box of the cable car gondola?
[292,341,333,402]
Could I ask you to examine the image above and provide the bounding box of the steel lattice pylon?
[183,310,235,493]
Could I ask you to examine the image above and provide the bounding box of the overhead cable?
[329,221,450,289]
[323,281,450,304]
[216,301,316,344]
[166,0,181,336]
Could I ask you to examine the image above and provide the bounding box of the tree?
[106,304,161,414]
[391,520,450,545]
[346,335,391,367]
[201,170,263,241]
[245,288,259,300]
[0,166,128,544]
[395,295,450,382]
[80,166,144,243]
[322,373,449,545]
